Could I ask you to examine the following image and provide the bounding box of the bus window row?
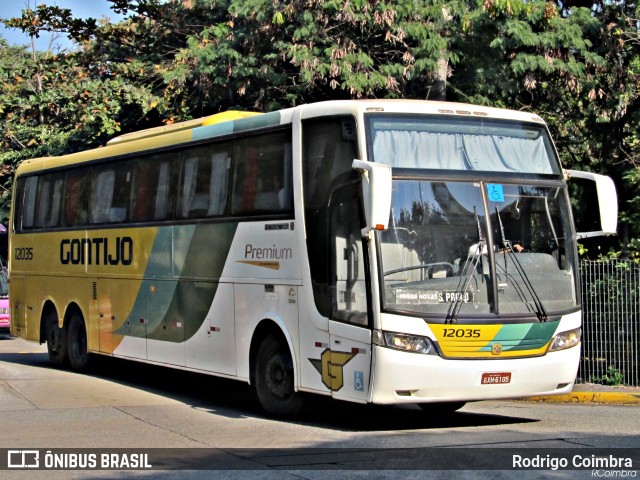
[15,130,293,231]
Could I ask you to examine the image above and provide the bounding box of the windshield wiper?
[495,207,548,322]
[445,207,485,323]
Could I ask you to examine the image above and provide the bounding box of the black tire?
[254,334,303,416]
[67,312,90,370]
[418,401,466,414]
[45,312,68,366]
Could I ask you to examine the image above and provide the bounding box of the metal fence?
[579,259,640,386]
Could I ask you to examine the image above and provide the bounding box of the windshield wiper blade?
[495,207,548,322]
[446,207,484,323]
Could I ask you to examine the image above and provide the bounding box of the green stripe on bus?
[192,111,282,141]
[479,321,558,352]
[148,222,238,341]
[117,223,238,343]
[511,321,558,351]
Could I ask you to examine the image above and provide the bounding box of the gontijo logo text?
[60,237,133,265]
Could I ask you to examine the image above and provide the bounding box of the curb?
[525,391,640,405]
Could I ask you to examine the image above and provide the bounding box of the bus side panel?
[111,223,237,366]
[9,276,27,339]
[296,294,332,395]
[185,283,236,375]
[146,279,187,366]
[96,278,113,353]
[87,277,100,352]
[109,226,172,360]
[110,279,149,360]
[104,278,146,358]
[234,283,299,383]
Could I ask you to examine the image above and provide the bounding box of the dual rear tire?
[45,310,89,370]
[45,312,67,366]
[67,312,90,370]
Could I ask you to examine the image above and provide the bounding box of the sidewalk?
[525,383,640,405]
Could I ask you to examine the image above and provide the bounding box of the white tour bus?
[10,100,617,415]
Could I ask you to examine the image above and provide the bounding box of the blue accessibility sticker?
[487,184,505,202]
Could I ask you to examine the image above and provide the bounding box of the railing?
[578,259,640,387]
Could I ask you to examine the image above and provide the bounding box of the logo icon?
[8,450,40,469]
[491,343,503,355]
[308,349,357,391]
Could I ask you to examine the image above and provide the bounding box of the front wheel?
[254,335,303,416]
[67,312,90,370]
[45,313,68,366]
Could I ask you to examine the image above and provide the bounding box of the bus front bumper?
[370,344,580,405]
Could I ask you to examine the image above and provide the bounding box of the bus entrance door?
[328,185,372,403]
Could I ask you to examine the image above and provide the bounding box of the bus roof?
[15,100,547,175]
[16,110,275,174]
[295,99,546,124]
[106,111,260,145]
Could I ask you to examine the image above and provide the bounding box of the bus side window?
[177,143,232,219]
[231,130,292,215]
[131,154,177,223]
[34,173,64,229]
[208,151,231,215]
[90,163,131,224]
[131,160,152,222]
[18,176,39,231]
[232,146,258,214]
[62,169,91,227]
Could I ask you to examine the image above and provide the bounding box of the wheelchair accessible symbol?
[487,184,504,202]
[354,371,364,392]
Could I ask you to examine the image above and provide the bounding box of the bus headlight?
[548,327,581,352]
[382,331,437,355]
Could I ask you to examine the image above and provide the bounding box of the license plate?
[481,372,512,385]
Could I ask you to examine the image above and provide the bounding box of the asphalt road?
[1,332,638,479]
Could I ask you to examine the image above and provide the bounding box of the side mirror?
[352,160,392,236]
[565,170,618,239]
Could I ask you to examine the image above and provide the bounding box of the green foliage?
[0,35,164,221]
[0,0,639,253]
[590,366,625,386]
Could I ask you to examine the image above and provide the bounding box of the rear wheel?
[67,312,90,370]
[254,334,303,416]
[45,312,67,366]
[418,401,466,414]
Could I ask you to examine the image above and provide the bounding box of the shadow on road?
[0,343,538,432]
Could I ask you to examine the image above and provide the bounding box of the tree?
[1,0,638,255]
[0,34,162,222]
[447,0,640,255]
[104,0,462,112]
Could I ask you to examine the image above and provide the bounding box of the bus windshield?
[380,180,577,319]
